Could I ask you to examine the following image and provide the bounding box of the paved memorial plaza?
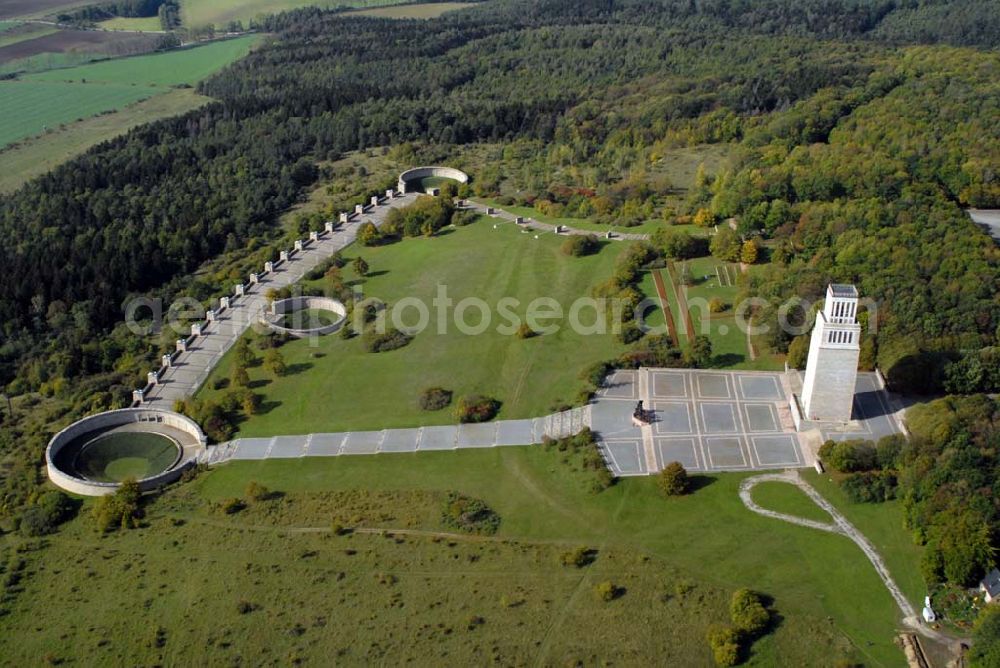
[591,368,902,476]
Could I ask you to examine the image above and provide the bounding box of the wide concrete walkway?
[467,200,651,241]
[200,406,591,464]
[142,192,417,407]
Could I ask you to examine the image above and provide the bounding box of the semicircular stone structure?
[263,296,348,338]
[46,408,207,496]
[397,166,469,193]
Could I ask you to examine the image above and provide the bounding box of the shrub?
[560,546,594,568]
[841,471,897,503]
[245,481,271,502]
[362,328,412,353]
[455,395,500,423]
[657,462,690,496]
[441,492,500,534]
[706,625,740,667]
[220,498,245,515]
[787,335,810,369]
[580,360,613,388]
[593,580,620,602]
[818,439,877,472]
[18,491,75,537]
[91,478,142,532]
[730,589,770,636]
[419,387,452,411]
[618,321,644,344]
[516,323,538,339]
[561,234,600,257]
[709,297,726,313]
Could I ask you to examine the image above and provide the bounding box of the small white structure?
[234,283,245,297]
[606,230,615,239]
[132,389,144,404]
[294,239,304,251]
[147,371,158,386]
[428,188,440,197]
[514,216,524,225]
[191,323,202,337]
[161,354,172,368]
[371,195,379,207]
[486,207,496,215]
[340,212,349,224]
[309,231,319,242]
[249,273,259,285]
[981,568,1000,603]
[263,261,274,274]
[220,296,230,310]
[922,596,936,623]
[386,189,395,199]
[176,339,187,353]
[206,309,216,322]
[354,204,364,215]
[279,250,289,262]
[326,221,335,233]
[799,284,861,423]
[556,224,567,234]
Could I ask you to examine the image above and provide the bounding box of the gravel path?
[739,470,950,640]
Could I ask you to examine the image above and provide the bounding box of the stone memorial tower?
[800,284,861,422]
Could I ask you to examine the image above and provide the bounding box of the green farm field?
[0,88,212,193]
[0,448,915,665]
[198,219,633,436]
[180,0,417,27]
[0,80,156,147]
[97,15,164,31]
[24,34,259,86]
[345,2,476,19]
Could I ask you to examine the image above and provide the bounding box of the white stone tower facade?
[800,284,861,422]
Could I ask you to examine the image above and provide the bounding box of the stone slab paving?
[141,192,418,407]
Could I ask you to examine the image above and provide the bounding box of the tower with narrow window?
[800,284,861,423]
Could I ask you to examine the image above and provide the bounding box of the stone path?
[141,192,418,407]
[201,406,591,464]
[739,470,950,640]
[466,201,651,241]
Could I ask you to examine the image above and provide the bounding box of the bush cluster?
[419,387,453,411]
[544,428,614,492]
[362,328,412,353]
[560,233,600,257]
[454,395,500,423]
[441,492,500,535]
[706,589,772,666]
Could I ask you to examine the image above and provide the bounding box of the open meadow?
[198,218,632,435]
[180,0,421,27]
[0,446,918,666]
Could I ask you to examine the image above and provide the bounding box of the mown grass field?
[750,480,833,524]
[0,448,913,665]
[345,2,476,19]
[24,34,258,85]
[97,15,164,31]
[0,80,157,147]
[0,87,211,193]
[180,0,413,27]
[474,197,670,235]
[198,219,632,435]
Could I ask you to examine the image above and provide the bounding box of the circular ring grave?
[263,296,347,337]
[398,166,469,194]
[46,408,207,496]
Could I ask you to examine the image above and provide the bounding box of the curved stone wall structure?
[46,408,207,496]
[397,166,469,193]
[263,296,347,338]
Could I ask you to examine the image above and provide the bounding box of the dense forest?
[0,0,997,520]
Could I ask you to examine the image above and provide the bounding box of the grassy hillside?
[181,0,416,27]
[0,449,915,665]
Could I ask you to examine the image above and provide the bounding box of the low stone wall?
[398,166,469,193]
[263,296,347,338]
[46,408,207,497]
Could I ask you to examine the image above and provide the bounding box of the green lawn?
[345,2,476,18]
[97,15,164,31]
[0,80,157,147]
[198,220,631,435]
[1,448,910,665]
[751,480,833,524]
[24,34,259,86]
[804,470,926,610]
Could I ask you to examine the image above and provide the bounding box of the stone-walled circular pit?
[398,166,469,194]
[264,296,347,338]
[46,408,207,496]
